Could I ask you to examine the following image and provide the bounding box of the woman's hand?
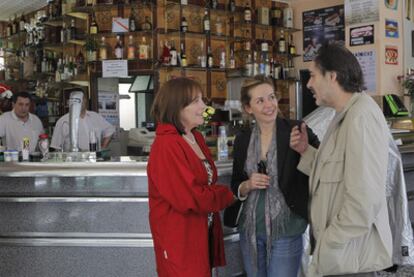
[239,173,270,197]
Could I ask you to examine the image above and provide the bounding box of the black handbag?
[223,199,244,228]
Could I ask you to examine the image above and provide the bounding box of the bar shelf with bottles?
[73,1,156,12]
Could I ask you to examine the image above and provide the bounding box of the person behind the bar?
[0,91,43,153]
[50,93,115,152]
[290,43,393,277]
[231,75,319,277]
[147,77,235,277]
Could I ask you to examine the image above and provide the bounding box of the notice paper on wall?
[98,91,120,141]
[102,60,128,78]
[345,0,379,25]
[353,50,376,93]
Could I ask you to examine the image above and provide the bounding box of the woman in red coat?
[147,77,235,277]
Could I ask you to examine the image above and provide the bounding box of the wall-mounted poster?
[350,25,374,46]
[345,0,379,25]
[385,45,398,65]
[385,19,399,38]
[353,51,376,92]
[385,0,398,10]
[303,5,345,62]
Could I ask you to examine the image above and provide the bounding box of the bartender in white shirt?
[0,91,44,153]
[51,93,115,151]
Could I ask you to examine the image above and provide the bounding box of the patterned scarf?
[242,123,291,275]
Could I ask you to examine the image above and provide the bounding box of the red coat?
[147,124,234,277]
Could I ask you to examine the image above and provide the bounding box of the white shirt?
[51,111,115,151]
[0,110,44,153]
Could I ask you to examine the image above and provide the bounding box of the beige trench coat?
[298,93,393,276]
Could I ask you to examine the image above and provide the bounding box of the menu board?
[303,5,345,62]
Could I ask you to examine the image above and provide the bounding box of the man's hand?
[290,122,309,155]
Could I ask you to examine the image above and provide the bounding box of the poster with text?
[385,45,398,65]
[353,51,376,92]
[385,19,399,38]
[350,25,374,46]
[303,5,345,62]
[345,0,379,25]
[98,91,120,141]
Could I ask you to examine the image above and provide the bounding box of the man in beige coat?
[290,43,393,277]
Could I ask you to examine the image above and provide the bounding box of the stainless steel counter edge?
[0,160,233,177]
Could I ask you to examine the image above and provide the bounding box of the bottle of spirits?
[244,2,251,24]
[129,9,137,32]
[228,0,236,12]
[180,43,187,67]
[161,40,170,65]
[200,41,206,68]
[278,30,286,54]
[261,33,268,52]
[217,126,228,161]
[207,46,214,68]
[215,16,223,36]
[271,7,282,26]
[61,22,67,43]
[244,29,251,51]
[288,34,296,55]
[69,19,76,40]
[181,16,188,33]
[203,9,210,34]
[169,41,178,66]
[99,36,108,60]
[211,0,218,9]
[12,15,18,35]
[114,35,123,59]
[89,12,98,34]
[139,37,149,60]
[6,18,12,37]
[253,51,259,76]
[19,14,26,33]
[219,47,226,68]
[141,16,152,31]
[76,50,85,74]
[181,0,187,5]
[229,48,235,69]
[127,35,136,59]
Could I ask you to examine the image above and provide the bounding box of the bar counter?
[0,158,243,277]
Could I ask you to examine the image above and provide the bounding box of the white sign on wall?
[345,0,379,25]
[353,50,377,93]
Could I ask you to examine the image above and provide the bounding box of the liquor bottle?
[19,14,26,33]
[48,0,55,19]
[228,0,236,12]
[86,0,95,6]
[161,40,170,65]
[271,7,282,26]
[180,43,187,67]
[139,37,149,60]
[170,41,178,66]
[244,2,251,24]
[99,36,108,60]
[129,9,137,32]
[261,34,268,52]
[288,34,296,55]
[278,30,286,54]
[203,9,210,34]
[60,23,66,43]
[12,15,18,35]
[244,29,252,51]
[229,48,235,69]
[69,19,76,40]
[181,17,188,33]
[181,0,187,5]
[114,35,123,59]
[127,35,136,59]
[253,51,258,76]
[89,12,98,34]
[200,41,206,68]
[207,46,213,68]
[219,47,226,68]
[6,18,12,37]
[259,52,266,75]
[264,55,270,77]
[141,16,152,31]
[217,126,228,161]
[76,50,85,74]
[211,0,218,9]
[215,16,223,36]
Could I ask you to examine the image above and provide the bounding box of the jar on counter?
[38,133,49,161]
